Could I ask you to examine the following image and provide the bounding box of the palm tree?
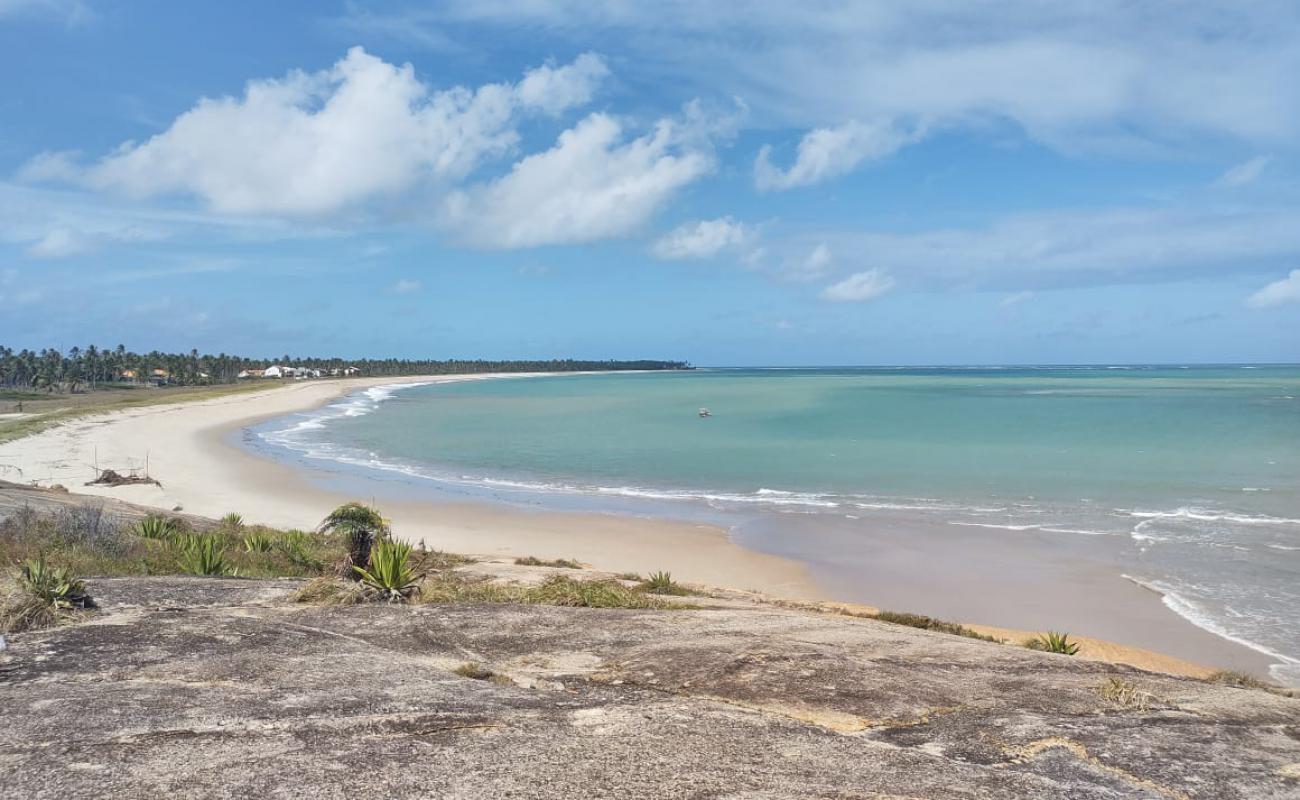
[317,503,389,579]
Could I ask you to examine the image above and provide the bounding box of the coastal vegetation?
[0,343,689,394]
[872,610,1002,643]
[1026,631,1082,655]
[514,555,583,569]
[317,502,389,578]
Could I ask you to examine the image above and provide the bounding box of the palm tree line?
[0,344,690,393]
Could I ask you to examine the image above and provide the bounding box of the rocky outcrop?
[1,575,1298,799]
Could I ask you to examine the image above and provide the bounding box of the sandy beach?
[0,373,1281,682]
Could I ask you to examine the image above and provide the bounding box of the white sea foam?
[1125,507,1300,526]
[1123,575,1300,686]
[948,521,1040,531]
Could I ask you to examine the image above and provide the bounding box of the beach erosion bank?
[0,373,1284,683]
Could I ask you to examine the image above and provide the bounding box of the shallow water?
[255,367,1300,683]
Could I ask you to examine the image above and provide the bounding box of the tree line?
[0,344,690,393]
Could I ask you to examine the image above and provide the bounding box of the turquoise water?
[259,367,1300,681]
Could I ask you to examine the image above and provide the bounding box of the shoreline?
[0,373,1283,682]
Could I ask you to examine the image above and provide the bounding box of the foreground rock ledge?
[1,577,1298,799]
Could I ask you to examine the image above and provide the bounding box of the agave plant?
[132,515,177,541]
[18,557,92,610]
[1029,631,1081,656]
[243,532,274,553]
[176,534,232,576]
[640,570,689,595]
[318,503,389,579]
[352,539,422,602]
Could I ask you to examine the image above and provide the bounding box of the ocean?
[255,367,1300,682]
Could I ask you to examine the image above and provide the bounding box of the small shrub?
[133,515,178,541]
[530,575,671,609]
[615,572,641,582]
[176,534,232,576]
[0,557,93,633]
[220,512,245,530]
[514,556,583,569]
[352,539,422,602]
[1206,670,1272,690]
[318,503,388,578]
[873,610,1002,643]
[414,573,522,604]
[453,662,495,680]
[1098,677,1156,710]
[639,570,692,596]
[1026,631,1081,655]
[18,557,92,609]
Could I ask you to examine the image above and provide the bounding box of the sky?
[1,0,1298,366]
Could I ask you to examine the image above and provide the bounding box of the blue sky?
[1,0,1298,365]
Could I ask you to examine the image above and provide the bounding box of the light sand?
[0,374,1273,681]
[0,375,814,600]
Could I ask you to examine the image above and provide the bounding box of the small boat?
[698,407,712,418]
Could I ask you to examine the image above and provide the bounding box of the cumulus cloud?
[821,268,896,302]
[1246,269,1300,308]
[1217,155,1271,188]
[652,216,755,260]
[515,53,609,115]
[441,113,713,248]
[755,120,915,190]
[23,48,609,216]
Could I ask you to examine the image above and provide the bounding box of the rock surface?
[2,575,1299,799]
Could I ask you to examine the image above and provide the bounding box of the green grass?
[872,610,1003,643]
[0,381,287,445]
[359,573,682,609]
[0,505,346,581]
[514,555,583,569]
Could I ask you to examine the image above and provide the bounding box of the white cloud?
[1217,155,1272,188]
[811,207,1300,289]
[515,53,609,116]
[17,150,82,183]
[441,112,712,248]
[390,278,422,294]
[1246,269,1300,308]
[0,0,92,24]
[821,269,895,302]
[652,216,755,260]
[415,2,1300,154]
[781,242,834,281]
[756,120,915,190]
[24,228,90,259]
[24,48,609,217]
[1000,290,1034,308]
